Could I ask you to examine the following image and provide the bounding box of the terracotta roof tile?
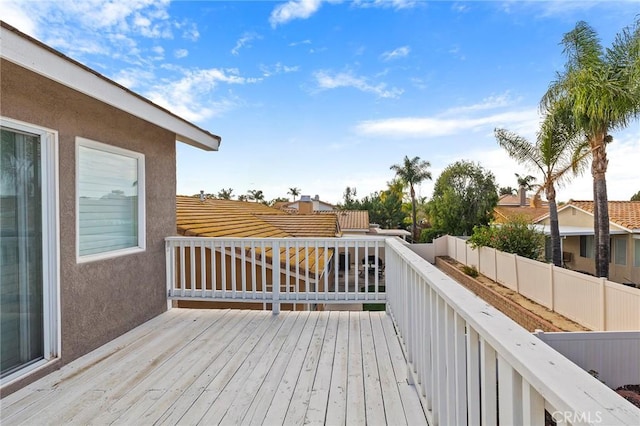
[567,201,640,230]
[175,196,338,275]
[493,206,550,224]
[316,210,369,230]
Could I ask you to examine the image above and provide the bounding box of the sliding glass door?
[0,126,45,378]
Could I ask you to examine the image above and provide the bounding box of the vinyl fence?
[438,235,640,331]
[534,330,640,389]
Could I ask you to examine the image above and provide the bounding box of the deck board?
[1,309,427,425]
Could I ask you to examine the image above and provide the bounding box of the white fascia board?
[1,24,220,151]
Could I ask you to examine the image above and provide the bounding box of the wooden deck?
[1,309,427,425]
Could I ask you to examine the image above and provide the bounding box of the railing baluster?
[200,239,206,297]
[480,338,497,426]
[498,354,523,426]
[240,241,246,299]
[230,241,237,299]
[466,327,481,425]
[211,241,218,297]
[272,240,280,314]
[220,240,226,299]
[189,240,196,297]
[251,240,256,299]
[261,240,267,309]
[454,313,468,424]
[522,381,544,425]
[179,241,186,298]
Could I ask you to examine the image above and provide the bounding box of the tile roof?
[176,196,340,237]
[176,196,339,276]
[493,206,550,224]
[567,200,640,230]
[317,210,370,230]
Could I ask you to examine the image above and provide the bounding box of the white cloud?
[289,39,312,47]
[444,92,519,115]
[1,0,196,66]
[353,0,417,10]
[112,68,155,89]
[174,49,189,59]
[355,109,539,138]
[260,63,300,77]
[269,0,324,28]
[313,70,404,98]
[380,46,410,61]
[232,32,262,56]
[145,68,261,122]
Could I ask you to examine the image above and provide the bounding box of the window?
[635,239,640,267]
[579,235,594,258]
[1,117,59,385]
[613,238,627,266]
[76,138,145,262]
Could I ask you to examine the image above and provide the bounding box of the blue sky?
[3,0,639,204]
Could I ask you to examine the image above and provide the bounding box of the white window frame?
[0,117,61,388]
[75,137,145,263]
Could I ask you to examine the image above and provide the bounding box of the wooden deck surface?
[1,309,427,425]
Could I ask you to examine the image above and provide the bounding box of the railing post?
[600,277,606,331]
[272,240,280,314]
[165,239,172,310]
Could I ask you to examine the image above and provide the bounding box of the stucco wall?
[1,60,176,389]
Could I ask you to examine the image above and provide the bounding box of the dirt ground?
[440,257,590,332]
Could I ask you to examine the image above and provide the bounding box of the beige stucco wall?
[1,60,176,392]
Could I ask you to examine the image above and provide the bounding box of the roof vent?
[200,190,205,202]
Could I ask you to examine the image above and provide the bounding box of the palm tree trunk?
[547,185,562,267]
[592,137,610,278]
[410,185,417,242]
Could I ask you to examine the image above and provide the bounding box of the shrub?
[462,265,479,278]
[468,216,545,260]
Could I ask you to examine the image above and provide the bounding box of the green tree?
[428,160,498,236]
[515,173,537,192]
[542,19,640,277]
[495,102,588,266]
[499,186,517,196]
[246,189,265,203]
[217,188,234,200]
[338,186,361,210]
[468,216,545,260]
[287,187,301,201]
[631,191,640,201]
[390,156,432,242]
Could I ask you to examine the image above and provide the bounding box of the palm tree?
[247,189,265,203]
[390,156,432,242]
[496,103,588,266]
[287,187,301,201]
[541,19,640,277]
[217,188,234,200]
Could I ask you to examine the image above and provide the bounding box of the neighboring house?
[0,22,221,394]
[175,196,340,310]
[278,194,336,212]
[317,210,370,235]
[535,201,640,285]
[494,189,549,224]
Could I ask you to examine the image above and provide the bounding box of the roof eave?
[1,21,221,151]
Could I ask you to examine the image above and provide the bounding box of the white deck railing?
[165,236,639,425]
[165,236,386,312]
[384,237,638,426]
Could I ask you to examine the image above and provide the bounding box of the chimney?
[299,195,313,214]
[518,187,526,207]
[200,190,205,202]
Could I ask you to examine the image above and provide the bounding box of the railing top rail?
[166,236,389,243]
[385,237,639,424]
